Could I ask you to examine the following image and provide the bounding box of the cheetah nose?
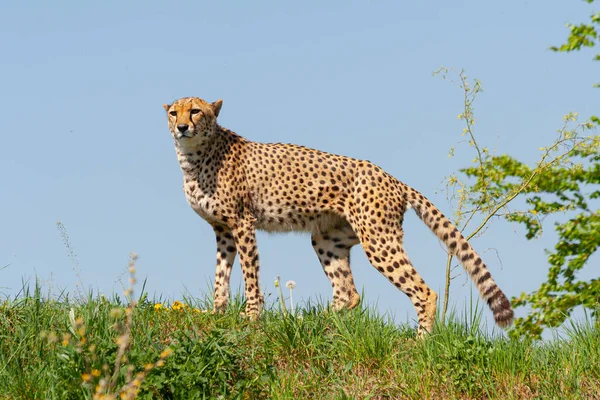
[177,124,189,133]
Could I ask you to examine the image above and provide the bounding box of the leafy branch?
[550,0,600,95]
[436,68,598,331]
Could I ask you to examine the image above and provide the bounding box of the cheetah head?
[163,97,223,146]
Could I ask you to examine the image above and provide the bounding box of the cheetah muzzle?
[163,96,514,336]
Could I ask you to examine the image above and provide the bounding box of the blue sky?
[1,1,597,332]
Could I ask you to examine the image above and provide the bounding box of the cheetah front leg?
[311,224,361,311]
[211,224,237,312]
[230,216,264,319]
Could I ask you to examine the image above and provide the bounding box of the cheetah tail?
[405,187,514,328]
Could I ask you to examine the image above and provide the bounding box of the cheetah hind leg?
[355,226,438,337]
[311,224,361,311]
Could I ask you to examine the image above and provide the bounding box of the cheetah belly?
[254,205,346,234]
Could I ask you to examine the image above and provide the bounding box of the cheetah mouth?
[175,131,194,139]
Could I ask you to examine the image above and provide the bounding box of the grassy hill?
[1,286,599,399]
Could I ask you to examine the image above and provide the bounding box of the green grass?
[1,285,599,399]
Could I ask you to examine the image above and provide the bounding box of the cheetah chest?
[183,180,227,224]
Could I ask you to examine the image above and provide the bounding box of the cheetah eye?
[169,111,177,117]
[190,109,201,115]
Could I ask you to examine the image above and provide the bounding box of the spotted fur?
[163,97,514,335]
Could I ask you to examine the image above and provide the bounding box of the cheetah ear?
[163,104,170,112]
[212,99,223,117]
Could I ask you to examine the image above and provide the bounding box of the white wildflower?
[286,280,296,314]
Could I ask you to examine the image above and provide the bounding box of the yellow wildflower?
[160,348,173,358]
[171,300,185,311]
[154,303,164,311]
[82,373,92,382]
[62,333,71,346]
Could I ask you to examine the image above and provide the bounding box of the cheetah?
[163,96,514,335]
